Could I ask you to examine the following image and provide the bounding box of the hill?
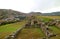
[41,12,60,16]
[0,9,26,21]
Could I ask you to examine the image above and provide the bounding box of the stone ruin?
[55,20,60,27]
[25,16,39,28]
[47,19,60,26]
[38,22,57,39]
[5,15,60,39]
[25,16,58,39]
[25,21,31,28]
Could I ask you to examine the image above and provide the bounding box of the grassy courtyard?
[15,28,45,39]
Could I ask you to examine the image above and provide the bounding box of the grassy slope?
[0,20,27,39]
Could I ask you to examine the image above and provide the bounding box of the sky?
[0,0,60,13]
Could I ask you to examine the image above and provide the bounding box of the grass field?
[36,16,52,22]
[16,28,45,39]
[42,16,60,19]
[0,20,27,39]
[37,16,60,19]
[36,16,60,22]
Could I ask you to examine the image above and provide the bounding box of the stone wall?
[5,26,25,39]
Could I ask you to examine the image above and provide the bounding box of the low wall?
[5,26,25,39]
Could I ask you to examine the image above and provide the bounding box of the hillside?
[0,9,26,21]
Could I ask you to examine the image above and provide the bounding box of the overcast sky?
[0,0,60,13]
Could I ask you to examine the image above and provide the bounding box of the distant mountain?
[29,12,41,15]
[41,12,60,16]
[27,11,60,16]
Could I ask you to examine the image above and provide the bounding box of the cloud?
[0,0,60,13]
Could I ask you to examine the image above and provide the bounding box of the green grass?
[49,26,60,39]
[49,26,60,34]
[0,20,27,39]
[16,28,45,39]
[36,16,52,22]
